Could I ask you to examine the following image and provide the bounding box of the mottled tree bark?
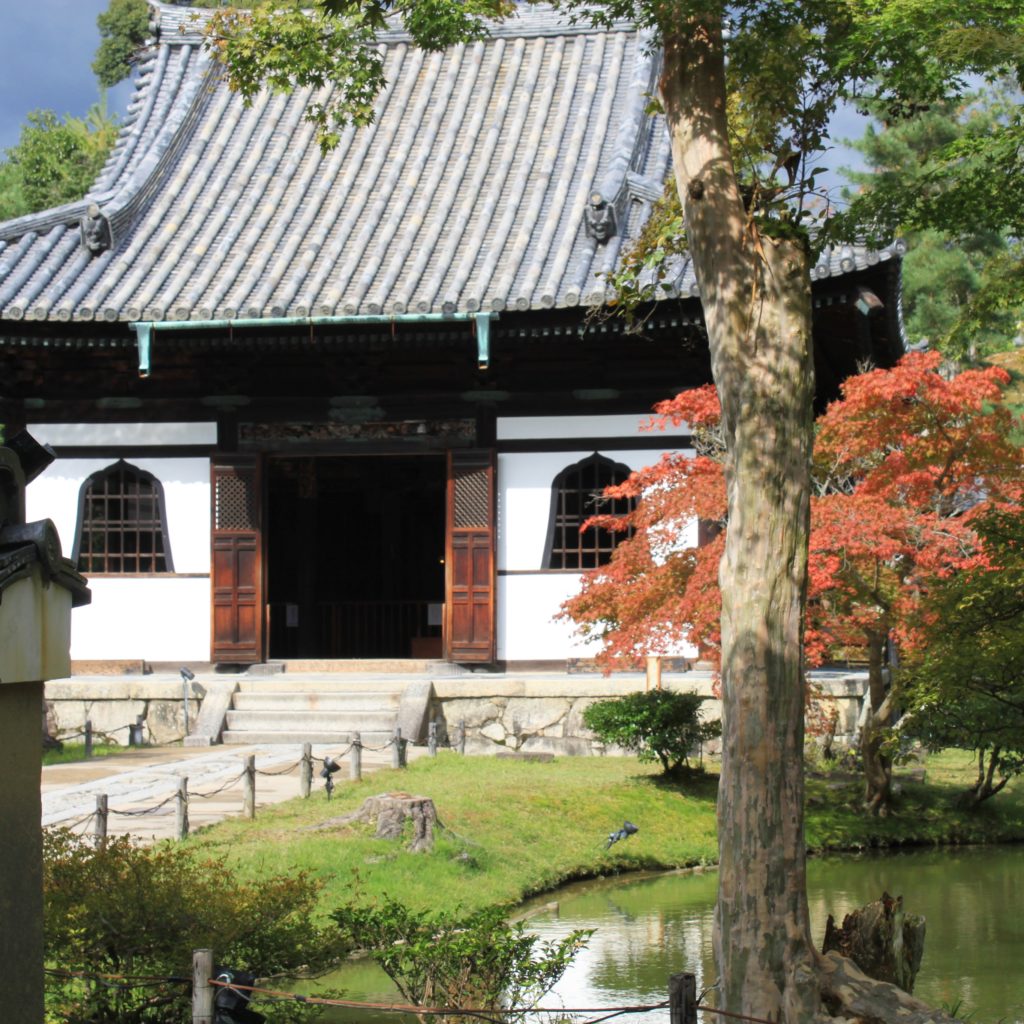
[861,631,894,815]
[660,15,819,1023]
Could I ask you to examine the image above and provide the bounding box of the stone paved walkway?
[42,742,424,844]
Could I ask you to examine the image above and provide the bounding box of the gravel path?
[41,742,421,844]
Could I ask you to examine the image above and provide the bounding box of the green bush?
[331,897,589,1021]
[43,829,344,1023]
[582,689,720,774]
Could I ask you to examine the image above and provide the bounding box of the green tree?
[842,92,1023,358]
[331,899,589,1023]
[93,0,151,88]
[582,690,720,775]
[0,102,119,220]
[898,506,1024,807]
[43,828,343,1023]
[205,2,1021,1019]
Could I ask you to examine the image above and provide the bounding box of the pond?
[302,847,1023,1024]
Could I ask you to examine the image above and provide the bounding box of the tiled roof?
[0,3,902,325]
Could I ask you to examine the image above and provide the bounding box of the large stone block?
[147,699,197,744]
[502,697,570,739]
[441,698,506,728]
[51,698,147,742]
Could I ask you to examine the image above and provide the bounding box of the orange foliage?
[560,353,1023,673]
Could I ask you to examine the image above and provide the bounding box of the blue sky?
[0,0,132,153]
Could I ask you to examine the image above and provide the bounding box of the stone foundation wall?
[43,671,868,754]
[429,671,867,756]
[45,679,202,746]
[429,677,720,756]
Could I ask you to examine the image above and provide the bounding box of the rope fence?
[46,723,442,841]
[44,959,776,1024]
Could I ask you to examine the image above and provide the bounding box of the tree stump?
[310,792,438,852]
[822,891,926,994]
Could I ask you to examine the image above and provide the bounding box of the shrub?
[582,689,720,774]
[43,829,344,1023]
[331,898,590,1022]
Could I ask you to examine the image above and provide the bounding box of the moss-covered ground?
[182,749,1024,915]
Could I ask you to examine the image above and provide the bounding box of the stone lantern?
[0,431,89,1023]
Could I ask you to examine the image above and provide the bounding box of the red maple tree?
[561,352,1023,812]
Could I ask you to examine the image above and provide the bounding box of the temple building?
[0,3,903,670]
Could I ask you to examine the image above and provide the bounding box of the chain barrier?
[44,965,776,1024]
[188,771,247,800]
[45,967,189,991]
[255,758,304,776]
[108,793,178,817]
[360,737,399,753]
[55,811,99,834]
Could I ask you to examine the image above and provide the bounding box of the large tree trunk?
[661,15,819,1023]
[861,630,894,815]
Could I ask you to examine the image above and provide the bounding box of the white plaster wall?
[26,455,211,661]
[69,577,210,661]
[29,422,216,446]
[497,413,691,441]
[497,573,597,661]
[496,414,698,661]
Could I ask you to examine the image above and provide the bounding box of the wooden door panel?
[211,459,263,664]
[446,451,495,663]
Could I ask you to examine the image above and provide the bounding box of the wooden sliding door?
[445,450,495,664]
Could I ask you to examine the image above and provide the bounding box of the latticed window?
[545,454,635,570]
[74,461,174,574]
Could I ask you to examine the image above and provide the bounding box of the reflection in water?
[525,849,1024,1024]
[305,848,1024,1024]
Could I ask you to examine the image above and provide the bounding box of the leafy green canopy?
[582,690,721,775]
[208,1,516,148]
[43,829,343,1023]
[898,506,1024,806]
[332,898,590,1019]
[93,0,151,89]
[0,103,119,221]
[842,90,1024,356]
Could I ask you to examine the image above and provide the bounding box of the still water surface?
[309,847,1023,1024]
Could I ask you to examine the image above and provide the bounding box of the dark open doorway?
[267,455,446,659]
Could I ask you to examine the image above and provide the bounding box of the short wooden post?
[242,754,256,820]
[300,742,313,798]
[129,714,144,746]
[668,972,697,1024]
[94,793,108,848]
[176,776,189,840]
[392,727,404,769]
[428,720,438,757]
[458,719,466,755]
[84,719,93,758]
[350,733,362,781]
[192,948,215,1024]
[646,655,662,692]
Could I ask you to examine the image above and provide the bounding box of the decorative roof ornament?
[80,203,113,256]
[584,191,617,244]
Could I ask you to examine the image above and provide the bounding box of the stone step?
[226,709,398,732]
[275,659,442,674]
[235,678,408,694]
[221,729,397,747]
[232,692,401,711]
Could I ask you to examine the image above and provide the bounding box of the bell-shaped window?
[73,460,174,574]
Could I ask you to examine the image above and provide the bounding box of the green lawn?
[42,743,125,766]
[181,750,1024,915]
